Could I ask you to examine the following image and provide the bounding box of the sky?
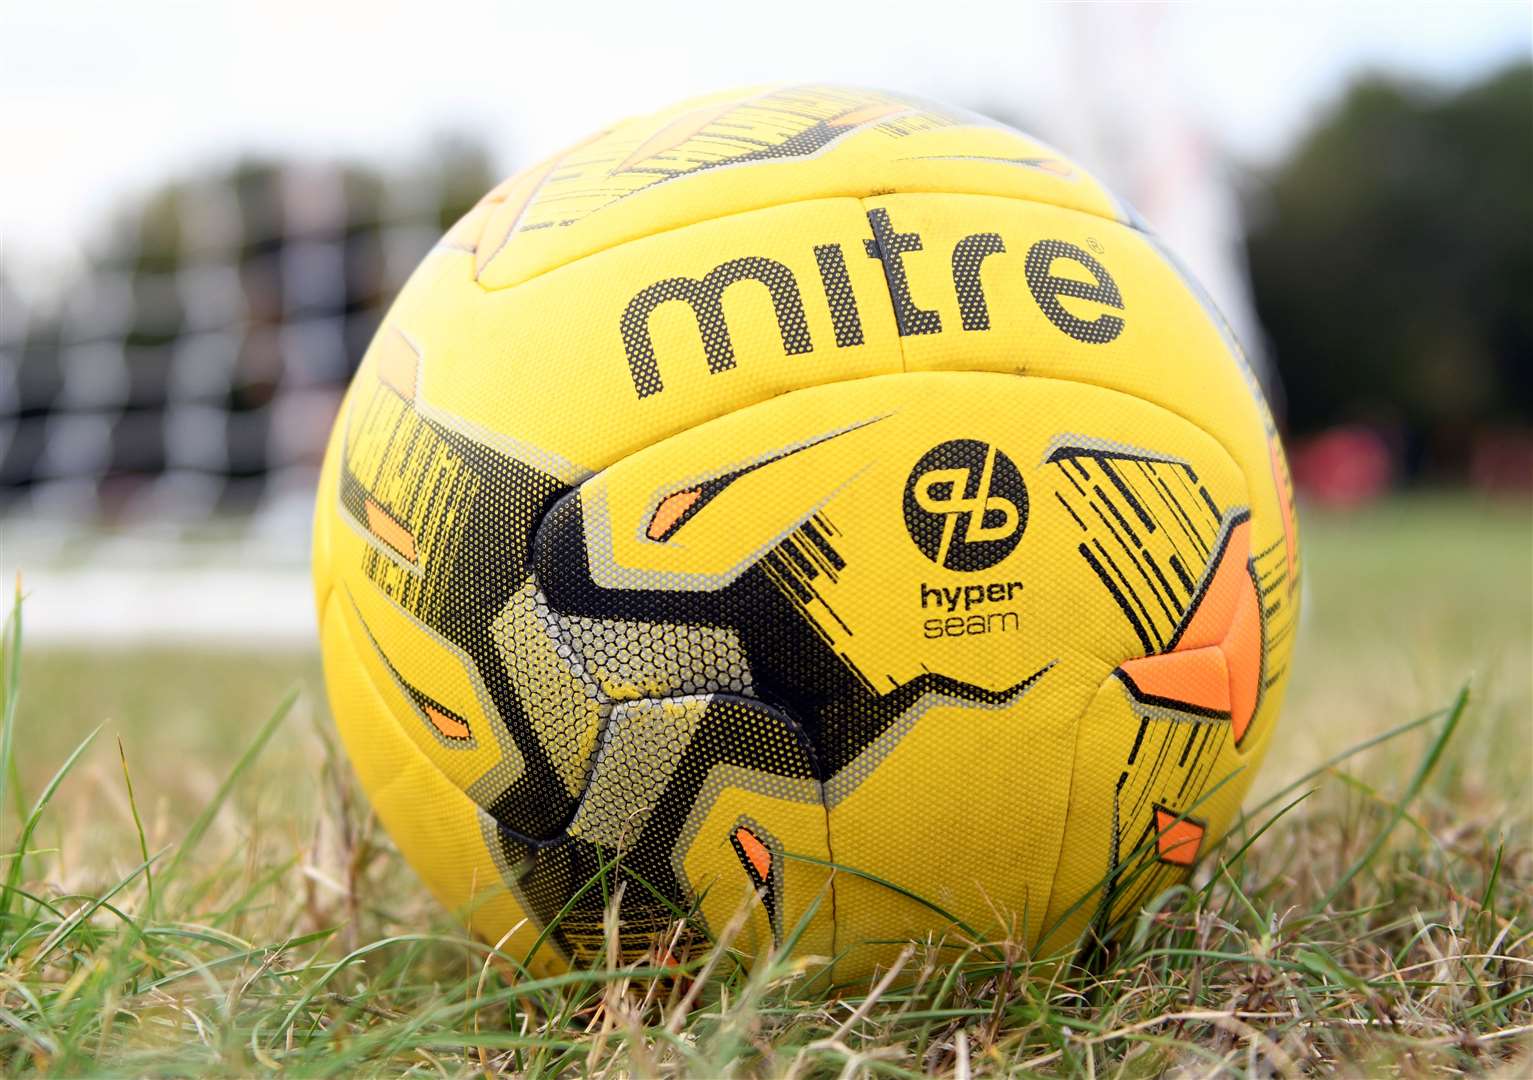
[2,0,1529,291]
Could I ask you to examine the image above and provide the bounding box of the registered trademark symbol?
[1086,237,1105,254]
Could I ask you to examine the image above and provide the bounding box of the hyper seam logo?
[903,440,1028,571]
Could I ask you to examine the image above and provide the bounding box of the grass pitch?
[3,495,1529,1076]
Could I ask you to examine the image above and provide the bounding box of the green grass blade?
[116,737,155,919]
[1320,685,1470,910]
[26,847,167,966]
[3,724,102,937]
[519,845,622,971]
[1202,788,1313,892]
[0,579,24,927]
[1479,834,1505,923]
[1233,703,1448,827]
[779,850,996,958]
[163,687,298,885]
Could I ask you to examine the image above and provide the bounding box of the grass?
[1,493,1529,1076]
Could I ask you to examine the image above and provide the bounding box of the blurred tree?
[1246,62,1532,479]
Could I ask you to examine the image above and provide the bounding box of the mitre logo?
[903,440,1029,572]
[619,209,1126,399]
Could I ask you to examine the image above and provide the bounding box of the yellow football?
[312,84,1301,980]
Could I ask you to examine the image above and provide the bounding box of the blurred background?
[2,1,1529,681]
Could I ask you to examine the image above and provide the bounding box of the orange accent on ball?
[1153,806,1205,867]
[647,488,702,540]
[423,704,470,740]
[1119,646,1230,714]
[1116,517,1263,744]
[364,498,417,562]
[735,827,772,881]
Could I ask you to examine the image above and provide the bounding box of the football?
[312,84,1300,979]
